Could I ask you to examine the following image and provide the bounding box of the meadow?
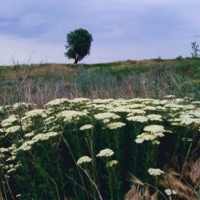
[0,55,200,200]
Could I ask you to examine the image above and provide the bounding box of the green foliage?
[191,42,200,59]
[0,98,200,199]
[65,28,93,64]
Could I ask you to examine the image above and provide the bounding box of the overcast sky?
[0,1,200,65]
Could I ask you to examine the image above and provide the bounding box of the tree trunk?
[74,55,79,64]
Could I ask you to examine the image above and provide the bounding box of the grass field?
[0,57,200,200]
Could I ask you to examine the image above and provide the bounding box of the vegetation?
[64,28,93,64]
[0,43,200,199]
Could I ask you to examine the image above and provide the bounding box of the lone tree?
[65,28,93,64]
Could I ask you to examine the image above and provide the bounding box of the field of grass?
[0,57,200,200]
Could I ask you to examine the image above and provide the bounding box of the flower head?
[77,156,92,165]
[106,122,126,129]
[148,168,164,176]
[96,148,114,157]
[80,124,94,130]
[106,160,118,167]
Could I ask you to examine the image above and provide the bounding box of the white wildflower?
[22,109,47,119]
[106,160,118,167]
[127,116,148,123]
[146,114,162,121]
[135,138,144,143]
[152,140,160,145]
[44,98,69,108]
[1,115,19,127]
[77,156,92,165]
[7,168,16,173]
[80,124,94,130]
[143,125,165,134]
[103,119,110,123]
[0,148,9,153]
[24,132,35,138]
[111,107,131,113]
[128,109,146,115]
[143,106,157,111]
[71,98,91,103]
[94,112,120,120]
[5,126,21,135]
[58,110,87,123]
[96,148,114,157]
[106,122,126,129]
[6,156,16,161]
[148,168,164,176]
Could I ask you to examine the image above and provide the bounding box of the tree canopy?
[64,28,93,64]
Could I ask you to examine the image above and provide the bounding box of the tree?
[64,28,93,64]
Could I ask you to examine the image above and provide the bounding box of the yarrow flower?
[164,189,177,196]
[94,112,120,120]
[106,160,118,167]
[80,124,94,130]
[96,148,114,157]
[77,156,92,165]
[148,168,164,176]
[106,122,126,129]
[146,114,162,121]
[127,116,148,123]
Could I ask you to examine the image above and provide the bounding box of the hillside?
[0,57,199,107]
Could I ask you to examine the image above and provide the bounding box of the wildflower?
[16,194,21,198]
[25,132,35,138]
[77,156,92,165]
[7,168,16,173]
[80,124,94,130]
[103,119,110,123]
[106,160,118,167]
[1,115,19,127]
[0,148,9,153]
[143,106,157,111]
[6,156,16,161]
[111,107,131,113]
[23,109,47,118]
[124,104,145,109]
[127,116,148,123]
[146,114,162,121]
[106,122,126,129]
[152,140,160,145]
[135,133,156,143]
[135,138,144,143]
[143,125,165,134]
[164,189,177,196]
[94,112,120,120]
[44,98,69,108]
[71,98,91,103]
[58,110,87,123]
[96,148,114,157]
[148,168,164,176]
[127,109,146,115]
[5,126,21,135]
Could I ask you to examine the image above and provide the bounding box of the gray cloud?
[0,0,200,65]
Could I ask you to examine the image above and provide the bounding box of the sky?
[0,1,200,65]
